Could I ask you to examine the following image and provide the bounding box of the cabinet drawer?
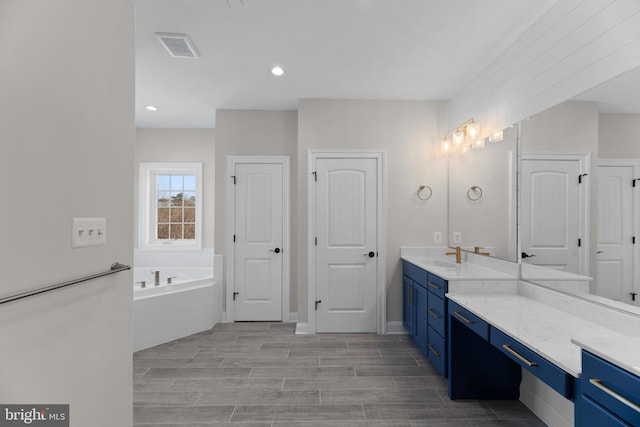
[490,327,572,398]
[427,325,446,377]
[576,395,630,427]
[402,260,429,285]
[448,300,489,340]
[427,294,445,336]
[427,273,447,299]
[582,351,640,426]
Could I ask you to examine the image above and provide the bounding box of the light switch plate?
[452,231,462,244]
[434,232,443,243]
[72,218,106,248]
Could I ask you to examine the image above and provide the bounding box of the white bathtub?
[133,267,222,352]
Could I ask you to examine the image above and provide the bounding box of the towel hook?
[417,185,432,201]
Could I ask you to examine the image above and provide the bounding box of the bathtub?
[133,267,222,352]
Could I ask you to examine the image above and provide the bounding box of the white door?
[233,163,283,321]
[314,157,378,333]
[597,164,634,302]
[521,157,584,273]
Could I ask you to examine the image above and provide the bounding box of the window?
[139,163,202,250]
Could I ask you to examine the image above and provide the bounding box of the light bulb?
[271,66,285,76]
[466,122,480,140]
[452,130,464,145]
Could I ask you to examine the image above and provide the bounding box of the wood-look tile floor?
[133,322,547,426]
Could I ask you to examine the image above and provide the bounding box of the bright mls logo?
[0,405,68,426]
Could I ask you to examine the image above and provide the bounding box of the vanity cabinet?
[402,260,448,377]
[576,350,640,426]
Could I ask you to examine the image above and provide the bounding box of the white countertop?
[401,255,517,281]
[571,336,640,377]
[448,292,629,377]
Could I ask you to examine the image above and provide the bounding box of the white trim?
[385,321,407,335]
[307,150,386,334]
[138,162,203,251]
[225,156,291,323]
[520,153,590,276]
[295,322,309,335]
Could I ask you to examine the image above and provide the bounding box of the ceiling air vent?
[155,33,199,59]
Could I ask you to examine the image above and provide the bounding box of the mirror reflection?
[448,125,518,262]
[519,66,640,309]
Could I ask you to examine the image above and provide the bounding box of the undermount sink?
[424,259,458,268]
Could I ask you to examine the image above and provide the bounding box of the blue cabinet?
[402,260,448,377]
[576,350,640,426]
[490,327,572,398]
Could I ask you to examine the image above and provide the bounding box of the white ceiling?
[572,65,640,114]
[135,0,561,128]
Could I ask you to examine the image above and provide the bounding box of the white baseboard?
[386,321,408,334]
[295,322,309,334]
[520,371,573,427]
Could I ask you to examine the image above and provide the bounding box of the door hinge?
[312,171,317,182]
[233,234,236,242]
[314,237,317,246]
[634,236,636,244]
[578,173,588,184]
[578,238,582,247]
[231,175,236,184]
[634,179,639,187]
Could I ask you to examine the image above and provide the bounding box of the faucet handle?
[167,276,177,284]
[135,281,146,288]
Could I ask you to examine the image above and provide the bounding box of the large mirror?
[520,66,640,309]
[448,124,518,262]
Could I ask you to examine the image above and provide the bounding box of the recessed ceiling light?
[145,105,158,111]
[271,66,285,76]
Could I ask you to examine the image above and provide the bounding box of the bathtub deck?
[133,322,545,426]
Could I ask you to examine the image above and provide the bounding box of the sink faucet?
[445,246,462,264]
[474,246,491,256]
[151,270,160,286]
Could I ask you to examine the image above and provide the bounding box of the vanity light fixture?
[488,129,504,143]
[441,118,480,152]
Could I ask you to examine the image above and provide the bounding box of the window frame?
[139,162,203,250]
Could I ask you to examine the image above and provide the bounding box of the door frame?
[307,150,386,334]
[519,152,590,275]
[225,155,290,323]
[597,158,640,302]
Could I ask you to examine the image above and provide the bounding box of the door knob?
[363,251,375,258]
[521,252,536,259]
[269,247,281,254]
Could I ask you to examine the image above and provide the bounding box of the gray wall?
[297,99,448,323]
[135,128,216,249]
[599,114,640,158]
[0,0,134,425]
[214,110,299,313]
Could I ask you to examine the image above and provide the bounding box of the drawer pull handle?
[589,379,640,413]
[454,311,473,324]
[428,343,441,357]
[428,282,442,290]
[428,308,441,319]
[502,344,538,367]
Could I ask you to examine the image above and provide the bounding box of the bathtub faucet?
[151,270,160,286]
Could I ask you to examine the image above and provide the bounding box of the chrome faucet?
[445,246,462,264]
[135,280,146,289]
[151,270,160,286]
[167,276,177,284]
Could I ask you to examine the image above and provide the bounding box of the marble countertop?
[447,293,628,377]
[571,336,640,377]
[401,255,517,281]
